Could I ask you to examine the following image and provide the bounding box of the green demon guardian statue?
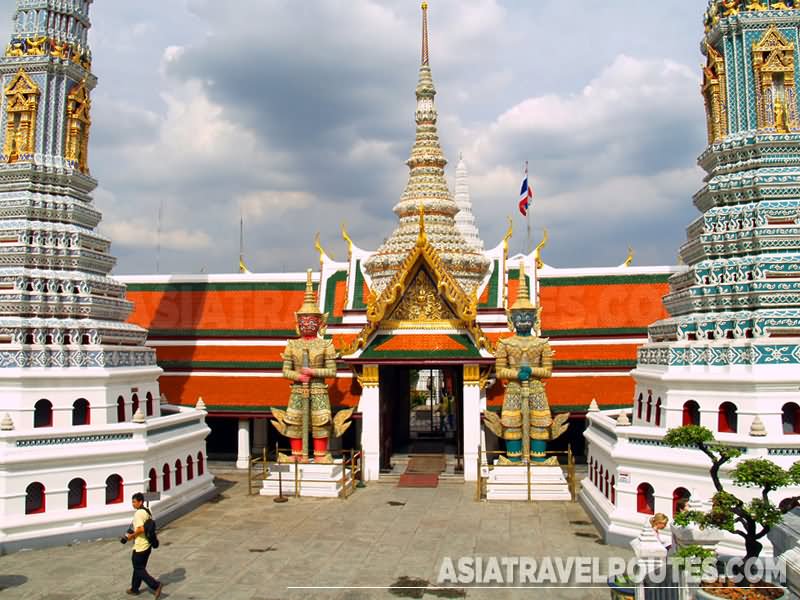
[485,264,569,465]
[271,270,353,463]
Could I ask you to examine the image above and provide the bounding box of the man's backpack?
[142,507,160,549]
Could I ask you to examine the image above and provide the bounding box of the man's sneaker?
[126,590,140,596]
[153,583,163,599]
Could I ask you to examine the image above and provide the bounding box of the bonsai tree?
[664,425,800,563]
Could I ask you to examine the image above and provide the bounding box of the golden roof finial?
[421,2,429,66]
[416,204,427,247]
[624,245,634,267]
[341,222,353,256]
[296,269,322,315]
[314,232,334,262]
[511,262,535,311]
[534,228,549,269]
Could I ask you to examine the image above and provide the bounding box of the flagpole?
[525,160,532,256]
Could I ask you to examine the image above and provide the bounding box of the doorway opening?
[378,365,463,472]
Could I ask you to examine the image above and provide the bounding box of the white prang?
[0,0,214,553]
[453,155,484,253]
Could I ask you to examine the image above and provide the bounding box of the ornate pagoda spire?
[454,154,484,252]
[0,0,155,370]
[363,2,490,295]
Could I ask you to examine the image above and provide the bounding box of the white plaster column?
[358,365,380,481]
[236,418,251,469]
[463,365,482,482]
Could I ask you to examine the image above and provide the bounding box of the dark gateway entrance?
[378,365,463,472]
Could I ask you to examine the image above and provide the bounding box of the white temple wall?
[0,367,163,428]
[0,405,213,551]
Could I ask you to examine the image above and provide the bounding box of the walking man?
[126,492,163,598]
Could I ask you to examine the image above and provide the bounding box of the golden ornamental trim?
[3,68,39,162]
[340,211,491,356]
[752,26,798,133]
[65,81,91,173]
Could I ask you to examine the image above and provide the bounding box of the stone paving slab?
[0,469,631,599]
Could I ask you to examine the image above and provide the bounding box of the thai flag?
[518,167,534,216]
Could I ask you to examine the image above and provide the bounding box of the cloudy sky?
[3,1,709,274]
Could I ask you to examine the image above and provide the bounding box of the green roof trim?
[478,261,500,308]
[148,328,297,338]
[539,274,672,287]
[126,281,318,292]
[360,333,481,359]
[352,260,367,309]
[323,270,348,323]
[541,327,648,338]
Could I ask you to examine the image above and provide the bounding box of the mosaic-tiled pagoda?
[582,0,800,551]
[363,3,490,294]
[0,0,213,553]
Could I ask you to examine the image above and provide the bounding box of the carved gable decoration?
[387,268,457,324]
[5,69,39,99]
[752,26,798,132]
[341,209,491,355]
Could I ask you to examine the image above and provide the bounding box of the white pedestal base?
[259,461,353,498]
[485,464,571,501]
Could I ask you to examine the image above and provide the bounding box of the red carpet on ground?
[397,473,439,488]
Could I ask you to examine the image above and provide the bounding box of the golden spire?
[296,269,322,315]
[421,2,429,66]
[511,263,535,311]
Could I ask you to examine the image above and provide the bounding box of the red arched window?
[655,398,662,427]
[162,464,171,491]
[610,477,616,504]
[175,459,183,486]
[148,468,158,493]
[105,474,124,504]
[116,396,125,423]
[72,398,90,426]
[682,400,700,426]
[25,482,45,514]
[783,403,800,434]
[187,455,194,480]
[604,472,610,498]
[34,399,52,428]
[637,482,655,515]
[67,478,87,509]
[131,394,140,416]
[146,392,154,417]
[197,451,204,476]
[718,402,738,433]
[593,461,598,486]
[599,465,604,492]
[646,393,653,422]
[637,393,643,420]
[673,487,690,515]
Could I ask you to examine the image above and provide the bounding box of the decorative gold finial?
[624,245,634,267]
[297,269,322,315]
[341,222,353,256]
[511,263,535,311]
[534,229,548,269]
[421,1,429,66]
[416,204,428,247]
[315,232,334,262]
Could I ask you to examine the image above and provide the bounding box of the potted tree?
[664,425,799,599]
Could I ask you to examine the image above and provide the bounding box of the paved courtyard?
[0,466,631,600]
